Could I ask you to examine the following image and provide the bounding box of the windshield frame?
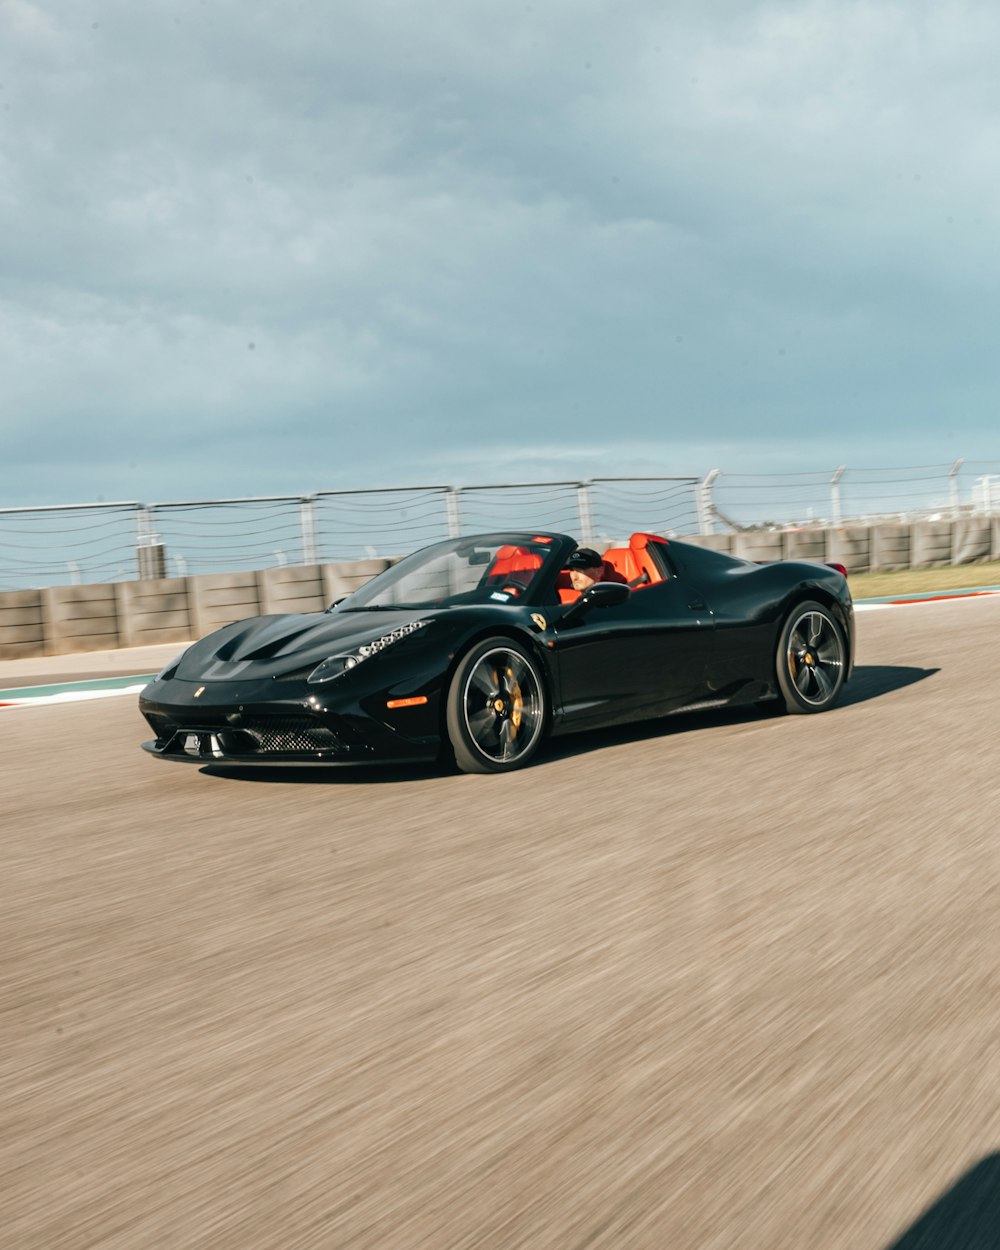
[331,532,576,611]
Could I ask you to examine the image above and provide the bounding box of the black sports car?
[139,530,854,774]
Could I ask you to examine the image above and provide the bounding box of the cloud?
[1,0,999,507]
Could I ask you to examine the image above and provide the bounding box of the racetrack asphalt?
[2,598,999,1248]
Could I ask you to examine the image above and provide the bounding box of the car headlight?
[307,620,428,684]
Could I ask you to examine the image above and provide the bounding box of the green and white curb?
[0,674,156,708]
[854,584,1000,611]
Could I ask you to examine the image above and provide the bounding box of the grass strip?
[850,560,1000,600]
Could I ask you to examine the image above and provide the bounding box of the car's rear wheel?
[776,601,846,714]
[446,637,547,773]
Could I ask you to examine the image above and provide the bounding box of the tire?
[775,600,846,714]
[446,637,548,773]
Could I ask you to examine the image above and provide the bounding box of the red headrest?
[629,532,668,550]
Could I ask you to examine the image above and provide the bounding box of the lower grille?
[242,717,344,753]
[147,712,365,758]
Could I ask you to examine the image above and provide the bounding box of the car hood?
[174,608,437,682]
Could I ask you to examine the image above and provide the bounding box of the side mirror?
[561,579,630,624]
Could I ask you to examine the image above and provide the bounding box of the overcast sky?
[2,0,1000,507]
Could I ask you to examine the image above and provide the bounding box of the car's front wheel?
[446,637,548,773]
[775,601,846,714]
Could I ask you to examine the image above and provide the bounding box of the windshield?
[338,535,562,609]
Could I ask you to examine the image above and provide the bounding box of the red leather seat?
[485,545,543,589]
[600,547,642,584]
[598,534,667,588]
[625,532,668,586]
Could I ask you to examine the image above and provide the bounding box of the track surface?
[3,600,999,1249]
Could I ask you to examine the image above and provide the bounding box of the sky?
[2,0,1000,510]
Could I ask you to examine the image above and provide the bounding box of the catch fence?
[708,461,1000,529]
[3,461,1000,590]
[0,478,702,590]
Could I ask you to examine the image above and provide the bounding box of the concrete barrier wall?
[951,517,993,566]
[120,577,192,649]
[783,530,827,563]
[910,521,953,568]
[0,559,393,660]
[689,519,1000,571]
[826,526,871,574]
[869,525,910,572]
[47,584,120,653]
[732,532,785,563]
[0,590,46,660]
[3,518,1000,660]
[686,534,734,555]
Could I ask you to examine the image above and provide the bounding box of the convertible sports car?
[139,530,854,774]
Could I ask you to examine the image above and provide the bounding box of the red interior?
[486,545,544,588]
[556,533,669,602]
[600,547,642,583]
[601,532,668,589]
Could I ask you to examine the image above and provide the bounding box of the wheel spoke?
[467,707,498,747]
[468,663,498,700]
[794,664,812,695]
[807,613,824,646]
[505,654,530,688]
[812,665,833,700]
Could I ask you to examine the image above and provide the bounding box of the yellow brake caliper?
[507,666,523,737]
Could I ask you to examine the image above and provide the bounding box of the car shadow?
[882,1152,1000,1249]
[197,664,937,784]
[837,663,939,708]
[199,761,445,786]
[538,664,939,765]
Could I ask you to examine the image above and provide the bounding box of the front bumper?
[139,677,440,766]
[141,715,383,764]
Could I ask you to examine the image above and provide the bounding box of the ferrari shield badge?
[530,613,547,631]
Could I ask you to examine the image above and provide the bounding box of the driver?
[563,547,628,593]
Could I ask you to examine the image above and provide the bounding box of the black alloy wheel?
[446,637,547,773]
[775,600,846,714]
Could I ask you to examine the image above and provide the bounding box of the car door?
[550,578,714,730]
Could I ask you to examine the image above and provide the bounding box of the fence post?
[299,495,318,564]
[256,568,275,616]
[136,505,166,579]
[136,505,156,547]
[39,587,57,656]
[697,470,720,535]
[831,466,846,526]
[113,580,134,648]
[186,573,205,640]
[576,481,594,543]
[949,459,964,518]
[445,488,462,538]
